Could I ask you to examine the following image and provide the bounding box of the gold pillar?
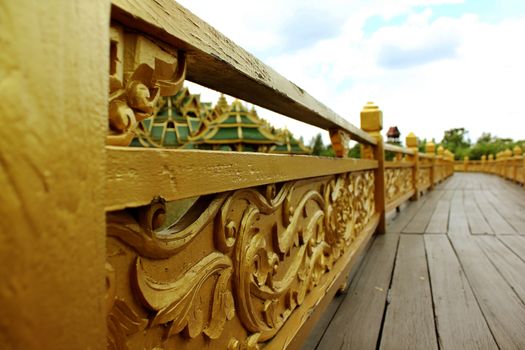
[406,132,419,200]
[426,141,436,188]
[0,1,108,348]
[360,102,386,234]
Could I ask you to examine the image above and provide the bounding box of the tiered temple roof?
[131,87,311,154]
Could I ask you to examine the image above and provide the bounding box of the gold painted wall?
[0,1,109,348]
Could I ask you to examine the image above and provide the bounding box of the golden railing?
[102,2,456,350]
[454,146,525,185]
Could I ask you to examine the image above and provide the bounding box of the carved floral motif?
[385,168,413,203]
[417,168,432,190]
[106,171,377,349]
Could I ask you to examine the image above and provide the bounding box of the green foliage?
[440,128,471,160]
[308,132,360,158]
[468,133,521,160]
[385,140,402,161]
[348,143,361,158]
[439,129,523,160]
[309,133,325,156]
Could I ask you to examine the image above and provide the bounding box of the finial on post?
[406,132,418,150]
[426,141,435,155]
[360,102,383,135]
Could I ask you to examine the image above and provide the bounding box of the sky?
[177,0,525,145]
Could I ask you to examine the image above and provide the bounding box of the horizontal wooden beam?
[110,0,376,146]
[385,161,415,169]
[106,147,378,210]
[385,190,415,213]
[419,153,435,160]
[384,143,414,155]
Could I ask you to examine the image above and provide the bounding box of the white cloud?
[178,0,525,146]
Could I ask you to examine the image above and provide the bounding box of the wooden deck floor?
[306,173,525,350]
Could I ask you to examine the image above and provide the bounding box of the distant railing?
[105,1,454,349]
[454,147,524,185]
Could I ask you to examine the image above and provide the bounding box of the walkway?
[306,173,525,350]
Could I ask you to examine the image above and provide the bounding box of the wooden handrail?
[384,143,415,155]
[106,147,378,210]
[111,0,377,146]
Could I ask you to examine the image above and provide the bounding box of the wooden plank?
[385,161,415,169]
[380,235,438,350]
[303,294,345,350]
[464,191,493,234]
[306,232,377,349]
[110,0,377,145]
[477,236,525,303]
[317,234,399,350]
[448,190,470,235]
[426,199,450,234]
[386,192,430,233]
[106,147,377,210]
[385,189,415,213]
[424,235,498,350]
[450,235,525,349]
[498,235,525,263]
[482,190,525,234]
[403,190,444,233]
[473,191,516,234]
[384,143,415,155]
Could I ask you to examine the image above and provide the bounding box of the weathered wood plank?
[106,147,377,210]
[498,235,525,263]
[450,235,525,349]
[110,0,377,145]
[403,190,444,233]
[482,190,525,234]
[424,235,498,350]
[383,143,415,155]
[464,191,492,234]
[380,235,438,350]
[426,199,450,234]
[473,191,516,234]
[317,234,399,350]
[448,190,470,235]
[476,236,525,303]
[386,193,430,233]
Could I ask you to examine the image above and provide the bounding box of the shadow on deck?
[307,173,525,350]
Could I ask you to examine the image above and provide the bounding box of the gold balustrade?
[0,1,455,349]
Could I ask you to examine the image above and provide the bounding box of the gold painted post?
[360,102,386,234]
[481,155,487,173]
[505,149,513,180]
[513,146,522,183]
[406,132,420,200]
[488,154,494,174]
[0,1,108,348]
[426,141,436,189]
[463,156,469,172]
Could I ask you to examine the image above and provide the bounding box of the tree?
[309,133,325,156]
[440,128,471,160]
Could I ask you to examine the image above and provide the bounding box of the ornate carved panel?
[417,168,431,190]
[105,171,376,349]
[385,168,413,204]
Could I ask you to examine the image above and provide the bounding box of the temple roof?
[131,87,311,154]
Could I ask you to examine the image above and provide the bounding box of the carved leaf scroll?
[107,27,187,146]
[106,171,377,348]
[134,252,235,339]
[385,168,413,203]
[107,194,229,258]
